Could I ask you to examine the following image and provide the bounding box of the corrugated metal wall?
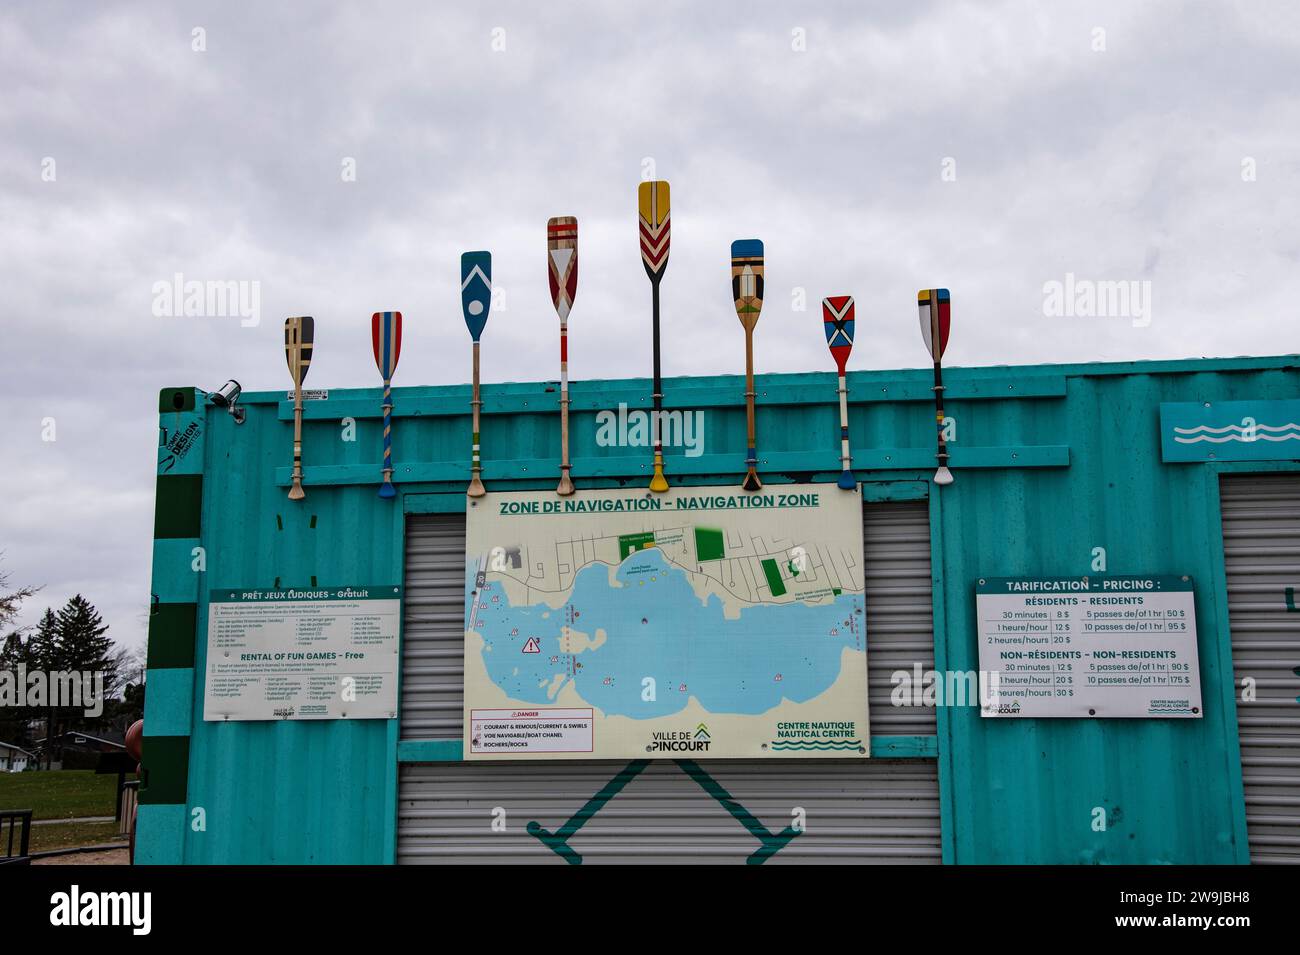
[398,759,940,864]
[1220,473,1300,864]
[401,502,936,741]
[401,514,466,740]
[397,500,942,864]
[934,364,1299,864]
[147,356,1300,864]
[864,500,936,735]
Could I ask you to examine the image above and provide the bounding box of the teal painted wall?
[143,355,1299,864]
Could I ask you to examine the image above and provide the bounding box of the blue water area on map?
[467,549,864,719]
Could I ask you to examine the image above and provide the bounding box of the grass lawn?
[0,770,119,821]
[28,820,124,854]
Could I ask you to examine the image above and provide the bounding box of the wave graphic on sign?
[770,739,862,750]
[1173,422,1300,444]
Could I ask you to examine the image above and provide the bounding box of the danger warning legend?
[469,708,594,755]
[521,637,541,654]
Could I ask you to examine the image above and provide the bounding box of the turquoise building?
[139,355,1300,864]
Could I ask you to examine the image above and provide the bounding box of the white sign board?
[463,485,869,760]
[976,576,1202,718]
[203,586,401,721]
[469,708,595,755]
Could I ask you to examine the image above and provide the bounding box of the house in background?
[0,742,34,773]
[32,730,125,771]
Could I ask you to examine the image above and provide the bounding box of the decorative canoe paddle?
[822,296,856,490]
[547,217,578,497]
[731,240,765,492]
[918,288,953,485]
[284,315,315,501]
[462,252,492,498]
[370,311,403,499]
[638,180,671,492]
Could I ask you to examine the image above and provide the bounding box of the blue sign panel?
[1160,399,1300,462]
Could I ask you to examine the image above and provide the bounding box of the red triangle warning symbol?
[522,637,541,654]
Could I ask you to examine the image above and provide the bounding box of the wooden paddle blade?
[371,311,402,379]
[918,288,951,360]
[284,316,315,386]
[461,252,492,342]
[822,296,854,374]
[546,218,578,321]
[637,181,670,281]
[730,240,764,329]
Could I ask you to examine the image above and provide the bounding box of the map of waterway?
[467,548,864,719]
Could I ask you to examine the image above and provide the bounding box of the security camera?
[210,379,245,424]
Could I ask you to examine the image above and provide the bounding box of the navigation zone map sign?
[975,575,1202,718]
[464,485,869,760]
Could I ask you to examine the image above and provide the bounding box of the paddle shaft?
[559,319,571,482]
[381,376,394,485]
[933,358,949,465]
[472,341,483,477]
[651,279,664,470]
[744,329,760,488]
[837,372,851,472]
[290,363,305,500]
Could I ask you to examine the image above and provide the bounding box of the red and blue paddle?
[371,310,403,499]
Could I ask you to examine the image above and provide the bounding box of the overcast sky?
[1,1,1297,656]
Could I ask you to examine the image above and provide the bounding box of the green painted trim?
[134,804,186,865]
[147,602,197,669]
[273,375,1068,421]
[277,446,1068,488]
[159,387,197,413]
[142,667,194,737]
[383,720,400,865]
[861,480,929,502]
[397,739,462,761]
[384,512,409,866]
[139,735,190,805]
[153,474,203,539]
[870,735,939,758]
[929,486,958,865]
[403,493,468,515]
[150,539,201,603]
[236,354,1300,412]
[392,736,938,762]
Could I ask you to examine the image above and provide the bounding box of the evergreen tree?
[56,595,115,688]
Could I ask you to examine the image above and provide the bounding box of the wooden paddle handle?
[289,382,305,500]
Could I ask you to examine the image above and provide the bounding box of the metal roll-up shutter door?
[401,513,467,739]
[398,759,940,864]
[864,500,937,735]
[398,500,942,864]
[1220,474,1300,864]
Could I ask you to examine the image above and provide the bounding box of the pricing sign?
[975,576,1202,718]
